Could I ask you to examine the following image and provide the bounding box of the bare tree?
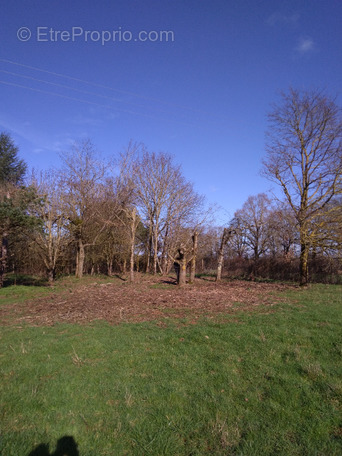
[234,193,272,261]
[105,144,143,282]
[59,140,107,278]
[216,228,234,281]
[229,218,248,259]
[308,196,342,257]
[160,180,204,274]
[30,171,69,283]
[133,150,179,274]
[131,146,204,275]
[267,203,298,259]
[194,226,220,272]
[262,88,342,285]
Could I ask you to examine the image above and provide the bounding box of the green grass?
[0,274,124,307]
[0,284,52,306]
[149,283,175,289]
[4,273,49,287]
[0,284,341,455]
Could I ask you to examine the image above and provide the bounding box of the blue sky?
[1,0,342,224]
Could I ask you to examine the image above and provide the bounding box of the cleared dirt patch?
[0,276,294,326]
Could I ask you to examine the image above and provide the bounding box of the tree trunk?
[107,258,113,276]
[299,220,309,286]
[252,257,259,278]
[178,260,187,286]
[145,222,153,273]
[160,224,169,274]
[75,238,85,278]
[189,231,198,284]
[0,234,8,288]
[166,259,173,274]
[174,262,180,284]
[300,242,309,286]
[174,247,187,286]
[47,267,55,284]
[153,222,159,275]
[75,249,79,277]
[129,208,136,283]
[216,228,230,282]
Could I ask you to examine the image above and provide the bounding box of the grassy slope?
[0,283,341,455]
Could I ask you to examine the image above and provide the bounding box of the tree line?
[0,139,207,286]
[1,88,341,287]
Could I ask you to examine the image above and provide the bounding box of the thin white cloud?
[266,12,300,27]
[296,37,314,53]
[0,114,75,155]
[0,116,35,143]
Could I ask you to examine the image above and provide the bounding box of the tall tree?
[30,171,69,283]
[229,217,248,259]
[0,187,42,287]
[234,193,272,261]
[160,179,204,274]
[267,203,298,258]
[0,133,39,287]
[262,88,342,285]
[133,149,179,274]
[132,146,204,275]
[216,228,234,282]
[0,132,26,186]
[59,140,107,278]
[308,196,342,257]
[100,146,141,281]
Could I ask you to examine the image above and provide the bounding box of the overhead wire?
[0,79,198,128]
[0,69,186,117]
[0,58,207,114]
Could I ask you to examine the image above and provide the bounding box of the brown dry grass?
[0,274,294,327]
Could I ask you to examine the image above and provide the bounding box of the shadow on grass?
[4,274,48,288]
[112,274,127,281]
[28,435,79,456]
[161,277,178,285]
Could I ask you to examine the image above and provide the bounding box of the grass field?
[0,278,341,455]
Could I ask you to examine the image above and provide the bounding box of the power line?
[0,58,207,114]
[0,79,197,128]
[0,69,183,117]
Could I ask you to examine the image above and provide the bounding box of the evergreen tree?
[0,132,27,185]
[0,133,40,287]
